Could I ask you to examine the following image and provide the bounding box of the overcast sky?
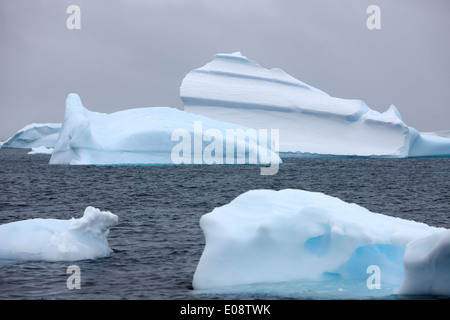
[1,0,449,140]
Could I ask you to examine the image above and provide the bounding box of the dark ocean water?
[0,149,449,300]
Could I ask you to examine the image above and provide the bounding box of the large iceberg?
[181,52,450,158]
[50,93,280,169]
[193,189,449,296]
[1,123,61,149]
[0,206,118,262]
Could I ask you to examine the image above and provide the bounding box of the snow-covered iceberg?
[50,93,280,169]
[1,123,61,149]
[181,52,450,158]
[193,189,449,296]
[0,206,118,262]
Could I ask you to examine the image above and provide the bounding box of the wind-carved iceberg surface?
[0,206,118,262]
[1,123,61,150]
[181,52,450,158]
[49,93,280,169]
[193,189,450,297]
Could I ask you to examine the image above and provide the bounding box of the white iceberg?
[422,130,450,139]
[193,189,449,296]
[49,93,280,168]
[0,206,118,262]
[1,123,61,149]
[181,52,450,158]
[28,146,53,155]
[398,230,450,296]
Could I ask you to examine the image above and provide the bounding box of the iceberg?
[193,189,449,296]
[398,230,450,296]
[422,130,450,139]
[181,52,450,158]
[1,123,61,149]
[50,93,280,168]
[0,206,118,262]
[28,146,53,155]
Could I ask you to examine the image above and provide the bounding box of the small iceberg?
[28,146,53,155]
[0,206,118,262]
[1,123,61,149]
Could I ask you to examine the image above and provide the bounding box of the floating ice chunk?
[193,189,447,295]
[0,206,118,262]
[28,146,53,154]
[1,123,61,149]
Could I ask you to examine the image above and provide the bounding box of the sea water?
[0,149,449,300]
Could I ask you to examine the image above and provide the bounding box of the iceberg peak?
[64,93,89,119]
[66,92,83,107]
[69,206,118,237]
[387,104,402,121]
